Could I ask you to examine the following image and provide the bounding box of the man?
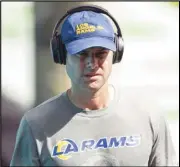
[10,5,178,166]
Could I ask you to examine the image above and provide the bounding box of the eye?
[96,51,108,59]
[75,52,87,58]
[78,52,89,58]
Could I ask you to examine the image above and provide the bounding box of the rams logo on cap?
[76,23,104,35]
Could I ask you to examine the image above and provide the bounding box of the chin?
[84,81,104,91]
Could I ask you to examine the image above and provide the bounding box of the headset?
[50,4,124,65]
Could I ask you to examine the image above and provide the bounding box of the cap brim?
[65,37,116,55]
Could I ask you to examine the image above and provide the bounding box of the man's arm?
[148,113,178,166]
[10,116,41,166]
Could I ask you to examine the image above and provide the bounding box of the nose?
[85,55,98,70]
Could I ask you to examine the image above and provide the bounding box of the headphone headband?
[52,5,122,38]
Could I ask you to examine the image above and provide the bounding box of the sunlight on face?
[66,47,114,91]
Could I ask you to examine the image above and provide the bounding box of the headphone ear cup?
[50,35,61,64]
[117,37,124,62]
[50,34,67,65]
[113,34,124,64]
[60,37,67,65]
[58,36,67,65]
[113,34,119,64]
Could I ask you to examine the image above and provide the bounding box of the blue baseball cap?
[61,11,116,55]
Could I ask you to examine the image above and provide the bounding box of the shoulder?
[25,92,66,119]
[21,91,68,137]
[115,86,166,128]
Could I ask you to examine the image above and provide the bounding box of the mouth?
[83,73,101,82]
[84,74,100,77]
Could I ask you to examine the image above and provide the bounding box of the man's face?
[66,47,114,91]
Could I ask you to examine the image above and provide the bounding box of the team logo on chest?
[51,135,141,160]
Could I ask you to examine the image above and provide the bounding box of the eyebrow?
[96,48,108,52]
[79,48,108,54]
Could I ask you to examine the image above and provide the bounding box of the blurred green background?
[1,2,179,166]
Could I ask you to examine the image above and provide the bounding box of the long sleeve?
[10,116,41,166]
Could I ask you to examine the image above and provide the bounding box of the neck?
[67,83,112,111]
